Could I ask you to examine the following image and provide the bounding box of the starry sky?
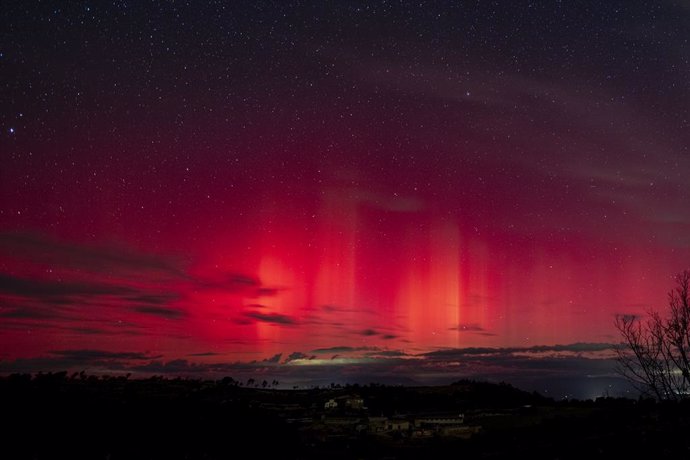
[1,1,689,396]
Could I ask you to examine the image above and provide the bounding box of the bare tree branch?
[615,270,690,400]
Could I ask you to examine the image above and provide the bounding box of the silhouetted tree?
[615,270,690,400]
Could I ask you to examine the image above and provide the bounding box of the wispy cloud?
[133,306,185,319]
[423,343,617,359]
[0,305,67,320]
[0,231,187,279]
[263,353,282,363]
[50,349,162,361]
[0,273,135,298]
[244,311,297,325]
[0,231,292,343]
[284,351,313,363]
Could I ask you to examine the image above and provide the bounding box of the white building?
[324,399,338,409]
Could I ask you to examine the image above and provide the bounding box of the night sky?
[1,1,689,397]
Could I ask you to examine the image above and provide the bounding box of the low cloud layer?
[0,342,627,399]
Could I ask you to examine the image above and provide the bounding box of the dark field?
[3,373,690,459]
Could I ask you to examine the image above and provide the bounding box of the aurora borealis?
[1,1,689,395]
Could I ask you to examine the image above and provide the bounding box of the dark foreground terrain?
[3,373,690,459]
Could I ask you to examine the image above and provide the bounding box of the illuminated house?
[324,399,338,410]
[345,397,364,410]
